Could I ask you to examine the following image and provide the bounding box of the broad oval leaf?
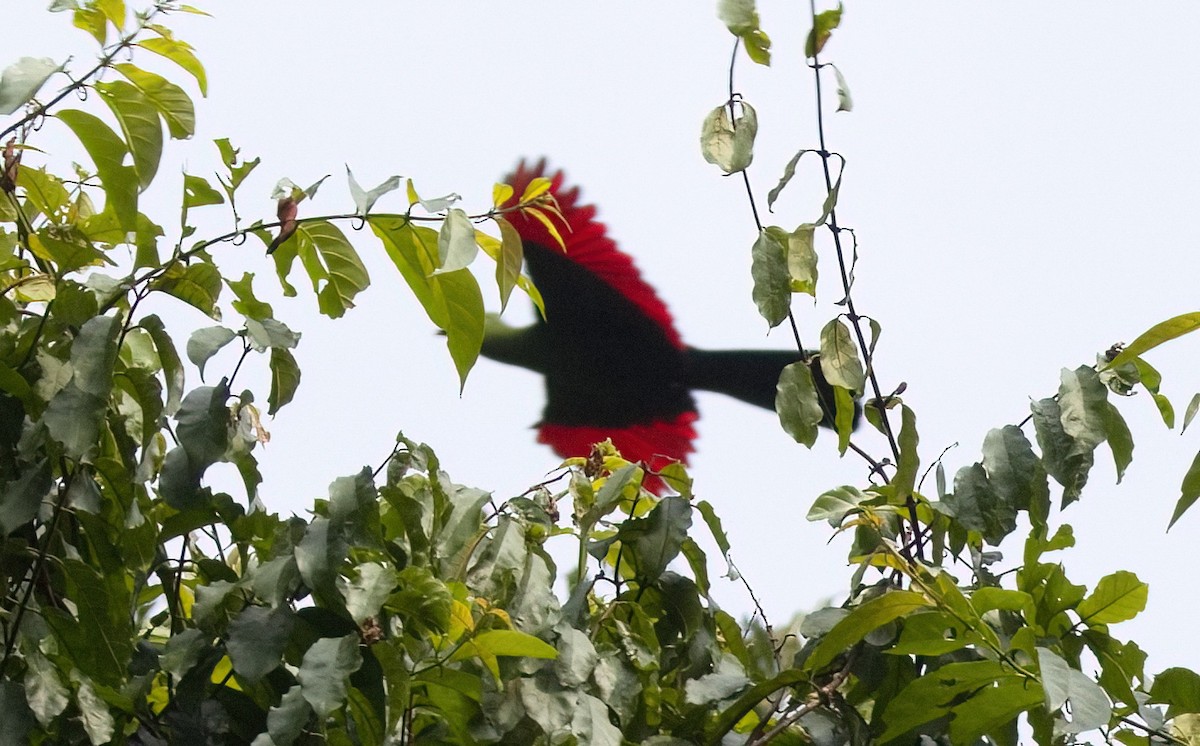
[776,361,822,446]
[1076,570,1147,626]
[818,318,864,391]
[0,57,62,115]
[750,229,790,327]
[700,101,757,174]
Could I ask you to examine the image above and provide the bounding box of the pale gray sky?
[11,2,1200,673]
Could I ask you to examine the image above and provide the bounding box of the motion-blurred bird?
[481,160,846,490]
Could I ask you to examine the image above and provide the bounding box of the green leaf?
[56,109,138,229]
[943,462,1017,545]
[257,684,312,746]
[700,101,757,174]
[1149,667,1200,718]
[113,63,195,139]
[1183,392,1200,434]
[226,272,273,321]
[186,325,237,380]
[246,318,300,352]
[227,605,295,682]
[783,223,818,296]
[893,404,920,500]
[878,659,1010,742]
[750,228,790,327]
[1038,647,1112,734]
[819,318,865,391]
[1105,312,1200,370]
[982,425,1049,520]
[1076,570,1147,626]
[617,495,691,581]
[0,459,51,535]
[290,220,371,319]
[44,558,134,687]
[437,207,479,273]
[832,63,853,112]
[946,677,1044,744]
[450,629,557,662]
[493,217,524,311]
[1104,401,1133,483]
[1031,397,1094,506]
[766,149,811,210]
[805,2,844,58]
[268,347,301,416]
[297,635,362,718]
[0,680,35,743]
[295,518,346,607]
[183,172,224,209]
[1058,366,1109,451]
[175,383,230,467]
[806,590,931,673]
[718,0,772,65]
[346,166,401,217]
[137,31,208,95]
[776,361,823,446]
[1170,448,1200,529]
[0,57,62,115]
[807,484,869,526]
[43,385,106,460]
[23,649,69,726]
[342,563,398,624]
[73,673,115,745]
[387,565,453,635]
[95,79,164,191]
[153,260,223,319]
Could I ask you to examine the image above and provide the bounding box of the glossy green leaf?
[43,385,106,460]
[943,462,1017,545]
[1106,312,1200,370]
[700,101,757,174]
[819,318,864,391]
[342,563,397,624]
[619,495,691,582]
[137,30,208,95]
[95,80,163,191]
[946,677,1044,744]
[186,325,237,380]
[982,425,1049,519]
[1076,570,1147,626]
[56,109,138,229]
[806,590,930,673]
[45,558,133,687]
[297,635,362,718]
[0,57,62,115]
[268,347,300,416]
[776,361,822,446]
[750,228,789,327]
[113,63,194,139]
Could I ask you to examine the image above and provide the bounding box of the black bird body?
[481,161,843,485]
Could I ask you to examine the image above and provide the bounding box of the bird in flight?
[481,160,847,491]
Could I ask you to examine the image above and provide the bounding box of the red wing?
[503,160,685,350]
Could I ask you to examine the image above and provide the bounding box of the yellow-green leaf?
[114,63,195,139]
[137,31,208,96]
[95,80,163,191]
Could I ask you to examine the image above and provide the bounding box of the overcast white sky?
[11,2,1200,674]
